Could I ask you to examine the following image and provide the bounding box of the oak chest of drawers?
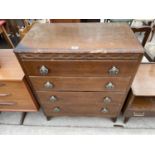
[0,50,38,112]
[14,23,143,121]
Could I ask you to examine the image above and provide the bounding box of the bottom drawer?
[0,99,36,112]
[125,96,155,117]
[0,80,38,112]
[43,104,120,117]
[125,110,155,117]
[36,91,124,117]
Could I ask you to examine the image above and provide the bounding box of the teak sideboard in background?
[123,63,155,123]
[0,50,38,112]
[14,23,143,121]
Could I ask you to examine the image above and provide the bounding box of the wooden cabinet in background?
[123,63,155,123]
[0,50,39,112]
[15,23,143,121]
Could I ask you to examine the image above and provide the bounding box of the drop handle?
[105,82,115,89]
[101,108,109,113]
[53,107,61,112]
[44,81,54,89]
[49,96,57,103]
[39,65,49,75]
[103,96,112,104]
[108,66,119,75]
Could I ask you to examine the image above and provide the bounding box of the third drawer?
[35,91,126,106]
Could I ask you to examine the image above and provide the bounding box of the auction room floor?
[0,56,154,135]
[1,109,155,134]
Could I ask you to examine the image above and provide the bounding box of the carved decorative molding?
[18,53,140,61]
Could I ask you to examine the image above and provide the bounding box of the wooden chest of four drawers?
[15,23,143,120]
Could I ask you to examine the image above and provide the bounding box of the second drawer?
[30,76,131,92]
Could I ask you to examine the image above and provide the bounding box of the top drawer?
[21,60,139,77]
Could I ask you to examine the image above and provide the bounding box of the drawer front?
[43,104,120,117]
[125,110,155,117]
[0,81,38,112]
[36,91,125,106]
[0,99,36,112]
[22,60,138,77]
[30,76,131,92]
[124,97,155,117]
[0,81,28,100]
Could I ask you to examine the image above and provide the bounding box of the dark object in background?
[50,19,80,23]
[0,20,14,48]
[81,19,100,22]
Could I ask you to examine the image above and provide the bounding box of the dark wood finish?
[29,76,131,92]
[111,117,117,123]
[43,104,120,117]
[36,91,125,106]
[20,112,27,125]
[15,23,143,53]
[21,60,139,77]
[123,63,155,123]
[0,50,38,112]
[14,23,143,120]
[124,117,130,123]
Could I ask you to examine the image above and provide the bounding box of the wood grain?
[0,50,24,81]
[132,63,155,96]
[15,23,144,53]
[29,76,131,92]
[36,91,125,106]
[0,79,38,112]
[14,23,143,119]
[43,104,120,117]
[22,60,139,77]
[0,50,39,112]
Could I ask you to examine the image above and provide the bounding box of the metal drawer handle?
[105,82,115,89]
[49,96,57,103]
[40,65,49,75]
[103,96,112,104]
[101,108,109,113]
[53,107,61,113]
[0,93,11,97]
[0,102,16,106]
[133,112,145,117]
[44,81,54,89]
[109,66,119,75]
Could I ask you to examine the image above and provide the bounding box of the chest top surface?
[132,63,155,96]
[15,23,143,54]
[0,50,24,81]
